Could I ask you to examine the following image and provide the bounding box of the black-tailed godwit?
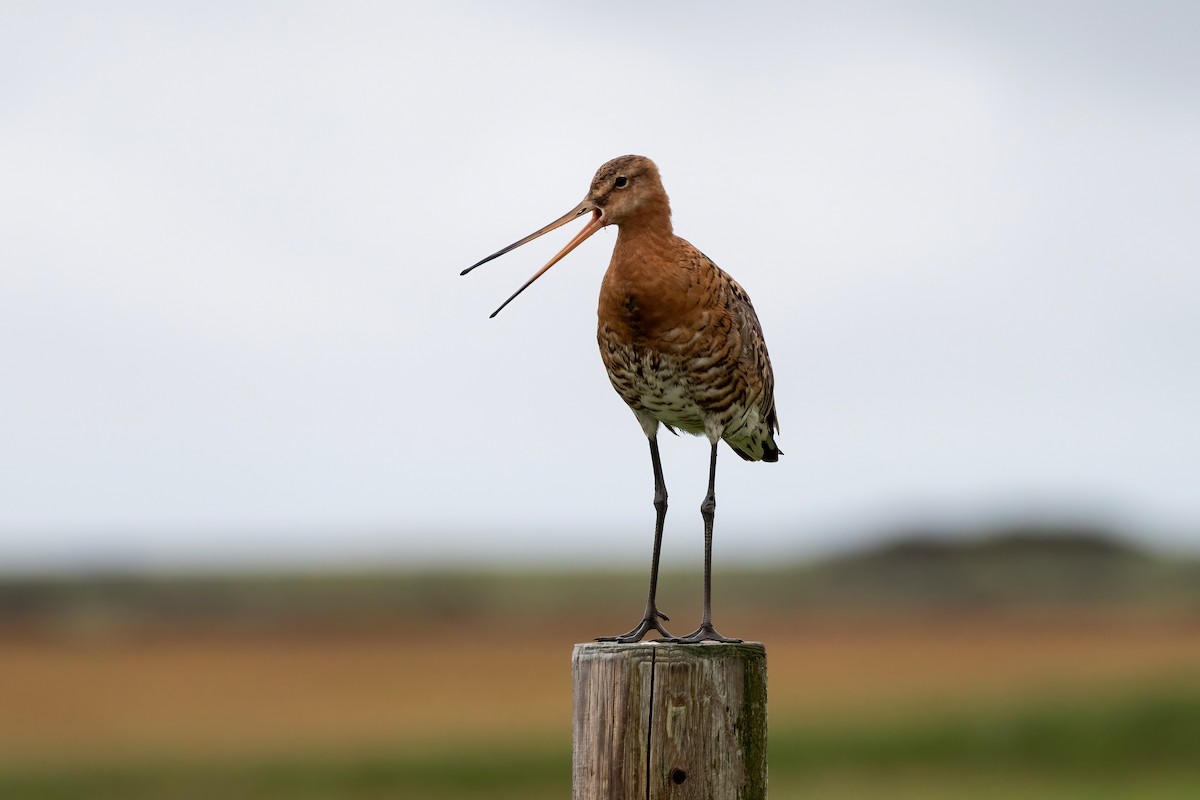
[463,155,780,643]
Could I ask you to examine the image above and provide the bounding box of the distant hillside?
[1,527,1196,636]
[857,525,1141,561]
[766,525,1197,611]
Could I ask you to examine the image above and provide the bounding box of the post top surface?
[573,641,766,660]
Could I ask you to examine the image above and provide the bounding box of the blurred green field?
[3,686,1199,799]
[2,530,1198,799]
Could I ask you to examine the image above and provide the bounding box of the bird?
[462,155,780,643]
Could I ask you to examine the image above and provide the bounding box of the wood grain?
[572,642,767,799]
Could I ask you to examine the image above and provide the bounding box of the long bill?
[460,200,605,318]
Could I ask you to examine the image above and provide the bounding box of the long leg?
[666,441,741,644]
[597,437,672,642]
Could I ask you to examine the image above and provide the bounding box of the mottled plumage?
[463,155,780,643]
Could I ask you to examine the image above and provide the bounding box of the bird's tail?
[729,435,782,463]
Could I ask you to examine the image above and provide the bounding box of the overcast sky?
[2,1,1197,571]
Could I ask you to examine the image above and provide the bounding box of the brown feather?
[591,156,780,462]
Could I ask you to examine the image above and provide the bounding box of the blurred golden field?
[2,531,1199,798]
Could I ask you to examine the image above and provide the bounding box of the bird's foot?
[662,621,742,644]
[596,609,671,643]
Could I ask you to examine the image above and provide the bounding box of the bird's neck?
[612,224,677,279]
[612,206,675,256]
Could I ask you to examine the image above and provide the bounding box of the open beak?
[461,200,604,318]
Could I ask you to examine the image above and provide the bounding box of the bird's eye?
[614,176,628,188]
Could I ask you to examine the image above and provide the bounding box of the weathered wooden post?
[572,641,768,799]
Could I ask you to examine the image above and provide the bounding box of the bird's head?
[461,155,672,317]
[584,155,671,228]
